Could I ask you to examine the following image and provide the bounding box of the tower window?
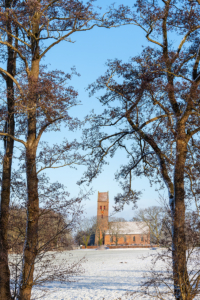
[124,236,127,242]
[100,206,102,210]
[104,206,106,210]
[133,236,135,242]
[141,236,144,242]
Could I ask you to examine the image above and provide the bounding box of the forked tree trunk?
[172,131,190,300]
[0,2,15,297]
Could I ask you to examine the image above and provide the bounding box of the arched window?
[133,236,135,242]
[124,236,127,242]
[141,236,144,242]
[100,206,102,210]
[104,206,106,210]
[110,236,113,242]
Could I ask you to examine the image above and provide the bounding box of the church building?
[95,192,150,246]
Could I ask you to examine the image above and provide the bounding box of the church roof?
[98,192,108,202]
[105,222,149,235]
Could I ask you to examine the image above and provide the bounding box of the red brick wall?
[104,234,150,245]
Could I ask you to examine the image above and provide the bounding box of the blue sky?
[38,0,166,220]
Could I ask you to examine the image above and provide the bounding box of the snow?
[32,248,174,300]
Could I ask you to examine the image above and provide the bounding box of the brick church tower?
[95,192,109,245]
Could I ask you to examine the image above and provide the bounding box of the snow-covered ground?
[32,248,174,300]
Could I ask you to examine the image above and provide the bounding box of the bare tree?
[0,1,135,299]
[75,217,96,248]
[130,209,200,300]
[7,172,85,299]
[0,0,17,298]
[81,1,200,298]
[106,217,127,246]
[132,206,171,246]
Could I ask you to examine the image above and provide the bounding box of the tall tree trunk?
[17,149,39,300]
[17,59,40,300]
[0,1,15,298]
[172,129,190,300]
[0,81,15,300]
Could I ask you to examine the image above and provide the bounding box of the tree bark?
[0,1,15,298]
[17,148,39,300]
[0,87,14,300]
[172,126,190,300]
[17,57,40,300]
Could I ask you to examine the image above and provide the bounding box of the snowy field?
[31,248,179,300]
